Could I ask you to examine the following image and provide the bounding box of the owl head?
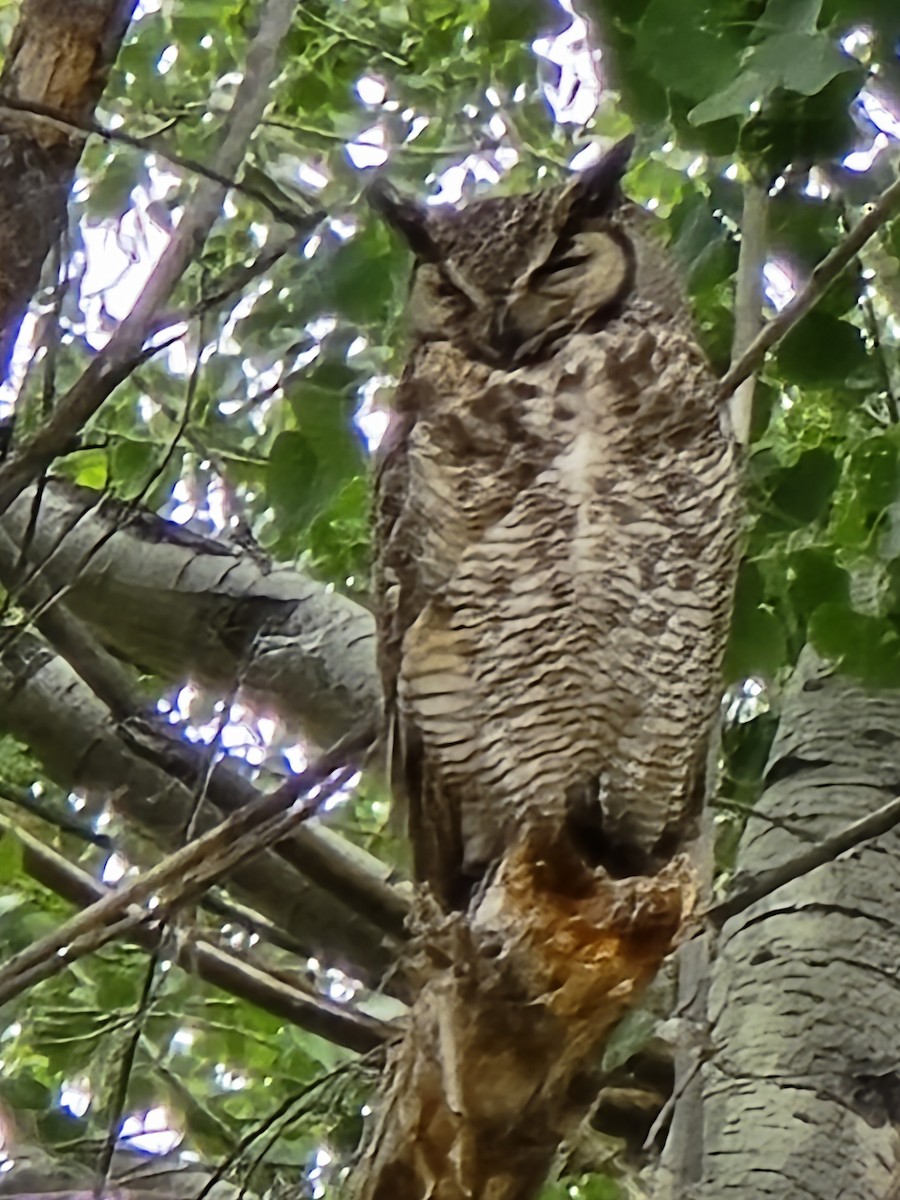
[369,136,676,365]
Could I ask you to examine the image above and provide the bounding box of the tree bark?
[0,0,137,376]
[663,648,900,1198]
[2,480,379,745]
[350,840,690,1200]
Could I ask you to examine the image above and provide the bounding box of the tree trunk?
[662,647,900,1198]
[351,839,690,1200]
[0,0,137,375]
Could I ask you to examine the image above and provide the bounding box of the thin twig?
[707,790,900,926]
[0,94,321,230]
[95,941,166,1195]
[0,778,112,848]
[4,814,391,1051]
[149,233,296,333]
[195,1048,387,1200]
[0,722,375,1007]
[717,169,900,400]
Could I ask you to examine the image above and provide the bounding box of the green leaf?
[111,439,160,498]
[0,1074,52,1110]
[725,564,788,680]
[690,30,856,124]
[725,603,787,681]
[760,0,824,33]
[847,436,900,513]
[56,448,109,491]
[770,447,839,526]
[830,489,871,548]
[748,30,853,98]
[776,313,867,386]
[0,893,24,918]
[380,3,409,29]
[485,0,559,43]
[268,431,319,524]
[669,193,733,288]
[86,153,142,221]
[541,1175,623,1200]
[290,381,366,480]
[738,69,864,175]
[809,603,900,685]
[636,0,743,102]
[0,829,23,883]
[788,549,850,618]
[266,378,365,533]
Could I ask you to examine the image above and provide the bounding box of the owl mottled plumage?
[372,139,739,908]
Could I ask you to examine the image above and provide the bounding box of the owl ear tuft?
[367,178,439,261]
[561,134,635,223]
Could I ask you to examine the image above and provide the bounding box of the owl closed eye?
[500,223,635,359]
[368,136,639,366]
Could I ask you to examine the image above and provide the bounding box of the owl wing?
[386,321,738,904]
[373,341,563,901]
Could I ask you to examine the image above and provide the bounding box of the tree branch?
[1,479,380,747]
[120,716,408,937]
[0,620,396,977]
[708,790,900,926]
[0,772,335,960]
[4,814,392,1052]
[717,168,900,401]
[0,94,323,230]
[0,0,303,519]
[728,179,767,443]
[0,522,144,719]
[0,725,374,1007]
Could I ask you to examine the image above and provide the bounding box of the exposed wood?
[352,844,691,1200]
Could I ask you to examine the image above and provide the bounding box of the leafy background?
[0,0,900,1195]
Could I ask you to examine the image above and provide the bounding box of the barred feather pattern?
[374,293,739,906]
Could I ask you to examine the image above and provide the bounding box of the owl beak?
[367,177,440,261]
[561,133,635,221]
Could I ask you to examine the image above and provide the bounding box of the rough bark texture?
[0,0,137,375]
[353,841,691,1200]
[685,648,900,1198]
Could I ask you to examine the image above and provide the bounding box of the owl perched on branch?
[371,138,739,910]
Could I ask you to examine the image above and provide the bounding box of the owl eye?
[498,227,635,360]
[529,231,632,303]
[529,245,592,287]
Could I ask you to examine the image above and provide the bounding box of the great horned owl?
[371,137,739,909]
